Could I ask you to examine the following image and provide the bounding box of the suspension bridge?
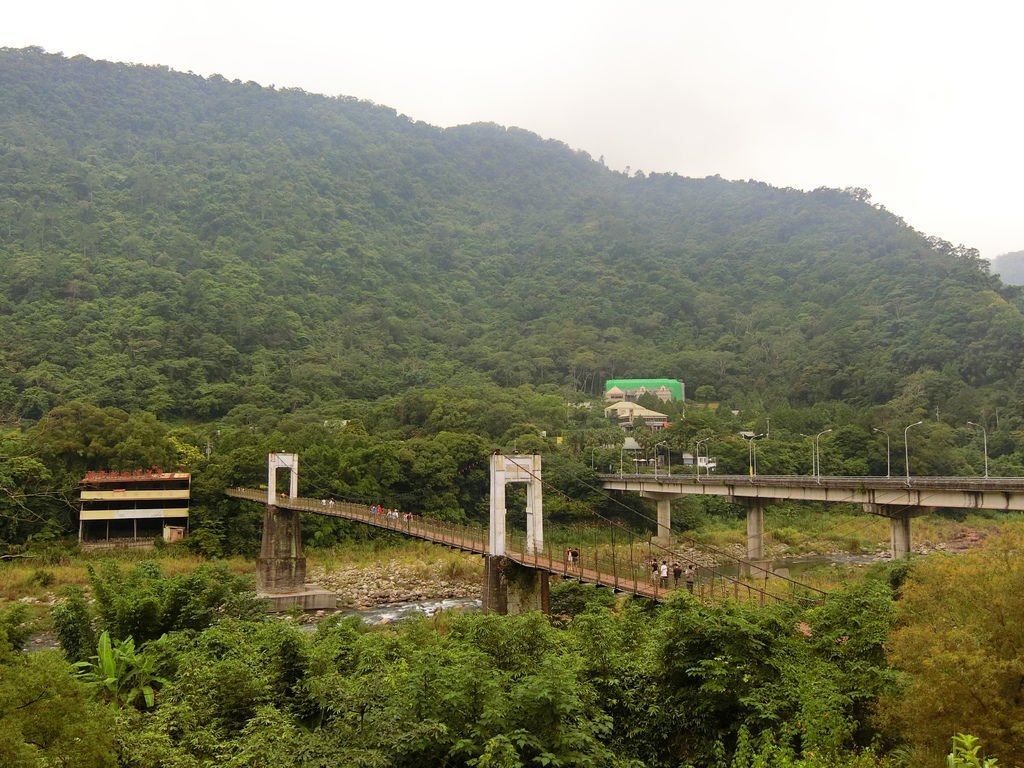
[227,452,826,613]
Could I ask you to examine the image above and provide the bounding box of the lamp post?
[744,433,765,476]
[904,420,924,486]
[872,427,890,478]
[654,441,667,478]
[619,445,625,478]
[695,438,709,479]
[967,421,989,479]
[814,429,832,482]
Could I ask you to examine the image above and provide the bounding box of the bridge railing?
[226,488,491,551]
[501,529,815,605]
[599,473,1024,490]
[228,488,820,605]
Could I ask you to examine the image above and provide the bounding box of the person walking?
[672,562,682,587]
[659,560,669,589]
[684,566,695,593]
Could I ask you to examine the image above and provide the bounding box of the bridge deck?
[600,474,1024,511]
[227,488,797,604]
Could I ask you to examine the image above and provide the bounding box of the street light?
[619,445,625,478]
[654,441,667,478]
[814,429,832,482]
[872,427,890,478]
[904,420,924,486]
[695,438,709,479]
[744,433,765,476]
[967,421,989,479]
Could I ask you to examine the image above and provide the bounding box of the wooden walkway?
[227,488,819,604]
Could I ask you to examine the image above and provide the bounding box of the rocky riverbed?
[309,559,482,609]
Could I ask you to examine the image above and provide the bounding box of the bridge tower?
[256,453,336,611]
[483,453,550,614]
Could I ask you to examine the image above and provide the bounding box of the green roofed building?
[604,378,685,403]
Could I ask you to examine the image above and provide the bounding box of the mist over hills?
[1,46,1022,424]
[992,251,1024,286]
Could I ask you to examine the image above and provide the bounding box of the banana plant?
[75,630,167,709]
[948,734,1000,768]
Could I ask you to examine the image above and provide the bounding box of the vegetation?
[1,46,1022,425]
[4,545,1011,767]
[878,529,1024,764]
[2,557,900,767]
[0,46,1022,767]
[2,47,1024,550]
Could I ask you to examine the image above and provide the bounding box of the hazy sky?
[5,1,1022,258]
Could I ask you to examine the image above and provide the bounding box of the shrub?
[549,579,616,617]
[86,560,263,643]
[52,586,97,662]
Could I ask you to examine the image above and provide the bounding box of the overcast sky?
[5,1,1022,258]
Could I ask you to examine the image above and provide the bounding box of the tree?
[0,651,117,767]
[880,529,1024,764]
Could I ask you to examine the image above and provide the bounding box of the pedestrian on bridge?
[684,566,695,593]
[659,561,669,588]
[565,547,579,570]
[672,562,682,587]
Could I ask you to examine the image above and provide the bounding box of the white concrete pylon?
[267,453,299,506]
[489,453,543,556]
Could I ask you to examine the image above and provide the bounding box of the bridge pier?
[256,503,306,591]
[256,503,337,611]
[741,499,771,577]
[655,498,672,546]
[640,492,676,547]
[745,495,770,561]
[745,499,765,561]
[256,453,336,611]
[863,503,934,559]
[890,514,912,559]
[482,556,550,615]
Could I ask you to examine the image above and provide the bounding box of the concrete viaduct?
[600,473,1024,562]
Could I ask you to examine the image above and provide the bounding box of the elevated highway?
[600,473,1024,558]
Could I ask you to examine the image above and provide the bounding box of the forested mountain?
[2,46,1023,425]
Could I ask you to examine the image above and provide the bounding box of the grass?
[0,547,250,603]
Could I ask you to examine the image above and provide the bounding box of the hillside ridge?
[0,46,1020,425]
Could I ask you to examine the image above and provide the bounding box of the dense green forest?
[4,539,1022,767]
[3,46,1024,768]
[2,46,1023,423]
[2,45,1024,547]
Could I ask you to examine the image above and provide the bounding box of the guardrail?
[600,473,1024,490]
